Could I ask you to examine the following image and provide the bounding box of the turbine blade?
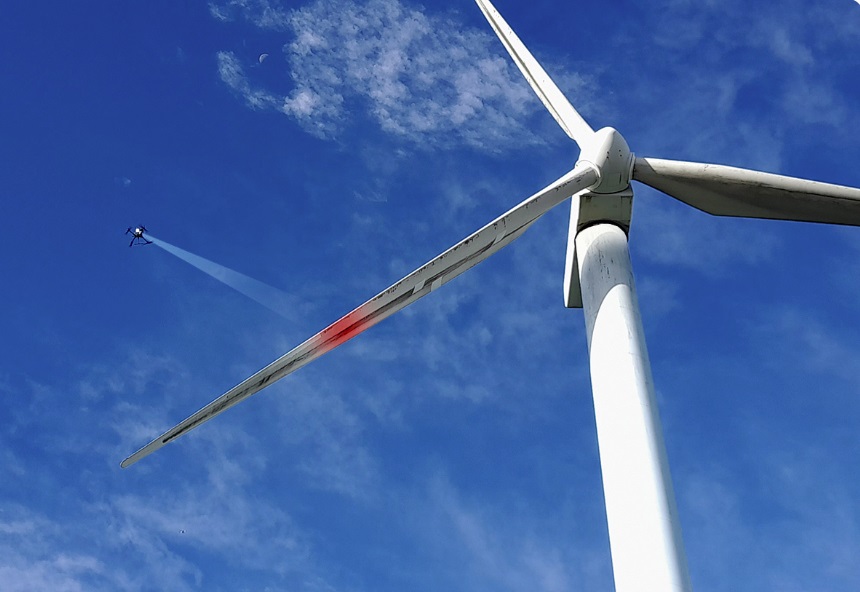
[633,157,860,226]
[121,163,599,468]
[475,0,594,146]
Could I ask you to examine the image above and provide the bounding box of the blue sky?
[1,0,859,590]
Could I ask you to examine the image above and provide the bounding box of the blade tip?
[119,455,137,469]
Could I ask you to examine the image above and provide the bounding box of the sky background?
[1,0,859,590]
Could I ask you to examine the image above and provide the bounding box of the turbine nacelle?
[577,127,635,194]
[564,128,635,308]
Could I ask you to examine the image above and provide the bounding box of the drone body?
[126,225,152,247]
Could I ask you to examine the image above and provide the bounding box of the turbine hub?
[577,127,634,194]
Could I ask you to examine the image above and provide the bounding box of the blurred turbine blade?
[121,163,599,468]
[475,0,594,147]
[633,157,860,226]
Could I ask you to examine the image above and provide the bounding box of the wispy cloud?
[613,0,859,169]
[210,0,591,149]
[0,505,145,592]
[266,372,382,499]
[403,472,610,592]
[632,187,780,275]
[751,307,860,383]
[109,484,307,574]
[209,0,291,29]
[216,51,281,110]
[0,350,343,592]
[680,449,860,591]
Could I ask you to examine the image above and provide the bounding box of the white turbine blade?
[121,164,599,468]
[633,157,860,226]
[475,0,594,146]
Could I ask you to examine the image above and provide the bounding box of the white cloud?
[208,0,291,29]
[679,451,860,591]
[410,472,608,592]
[764,27,814,67]
[109,483,307,574]
[217,51,280,110]
[611,0,860,170]
[780,76,850,127]
[752,307,860,382]
[0,507,139,592]
[209,0,589,149]
[263,371,382,499]
[632,187,780,275]
[0,350,343,592]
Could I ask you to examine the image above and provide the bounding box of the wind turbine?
[122,0,860,590]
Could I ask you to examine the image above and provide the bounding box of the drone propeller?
[121,163,599,467]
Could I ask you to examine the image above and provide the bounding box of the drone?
[125,225,152,247]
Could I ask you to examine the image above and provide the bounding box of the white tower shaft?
[576,223,693,592]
